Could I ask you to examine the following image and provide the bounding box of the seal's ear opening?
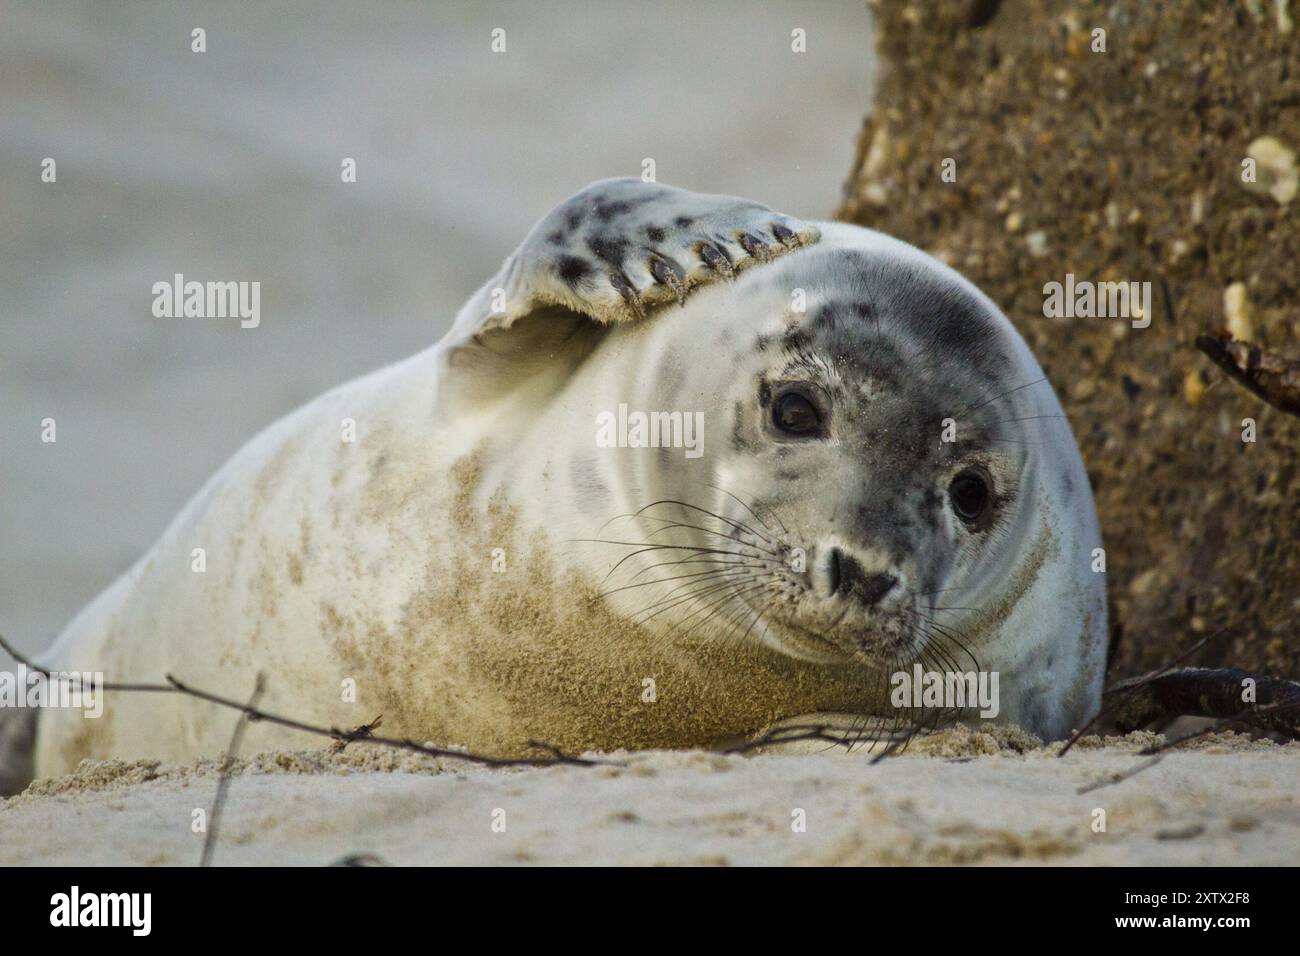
[439,305,610,412]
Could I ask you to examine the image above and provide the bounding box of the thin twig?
[330,715,383,752]
[201,673,265,867]
[1076,755,1165,795]
[723,724,841,755]
[0,634,179,693]
[0,632,959,765]
[1075,698,1300,794]
[162,673,611,768]
[1136,698,1300,757]
[1196,331,1300,416]
[1111,667,1300,740]
[1057,627,1230,757]
[0,633,613,770]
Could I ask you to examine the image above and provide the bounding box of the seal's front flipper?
[449,178,820,340]
[438,179,819,411]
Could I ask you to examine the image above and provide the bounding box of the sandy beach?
[4,730,1296,866]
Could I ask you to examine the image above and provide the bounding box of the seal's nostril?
[830,549,897,607]
[857,572,898,607]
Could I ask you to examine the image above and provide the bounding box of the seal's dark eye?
[773,391,820,435]
[949,470,990,524]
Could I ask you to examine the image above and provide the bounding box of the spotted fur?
[453,178,819,333]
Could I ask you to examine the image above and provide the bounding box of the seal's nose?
[828,548,898,607]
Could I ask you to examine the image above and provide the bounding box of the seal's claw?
[698,241,735,277]
[649,256,687,305]
[738,232,773,261]
[608,271,645,320]
[772,222,798,248]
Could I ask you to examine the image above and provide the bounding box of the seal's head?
[597,223,1105,733]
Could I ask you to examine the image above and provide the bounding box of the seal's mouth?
[764,617,852,664]
[758,604,918,666]
[743,542,922,665]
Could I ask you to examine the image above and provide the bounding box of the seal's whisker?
[574,539,768,554]
[636,515,741,538]
[586,488,800,646]
[658,581,776,649]
[660,591,747,645]
[923,619,981,674]
[624,509,774,546]
[750,595,785,650]
[634,499,779,547]
[688,576,781,641]
[983,414,1068,425]
[952,375,1050,419]
[618,567,759,606]
[721,592,787,654]
[603,546,764,582]
[704,481,786,537]
[636,588,751,643]
[628,569,767,618]
[625,554,762,582]
[899,605,982,677]
[910,586,971,597]
[569,540,770,585]
[712,482,793,540]
[875,628,962,760]
[632,573,770,626]
[982,436,1040,446]
[596,544,760,586]
[883,639,913,744]
[637,518,784,559]
[719,592,781,654]
[919,615,983,676]
[599,565,760,599]
[914,621,962,682]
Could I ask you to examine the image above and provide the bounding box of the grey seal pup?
[14,179,1105,785]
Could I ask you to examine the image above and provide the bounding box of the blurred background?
[0,1,874,656]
